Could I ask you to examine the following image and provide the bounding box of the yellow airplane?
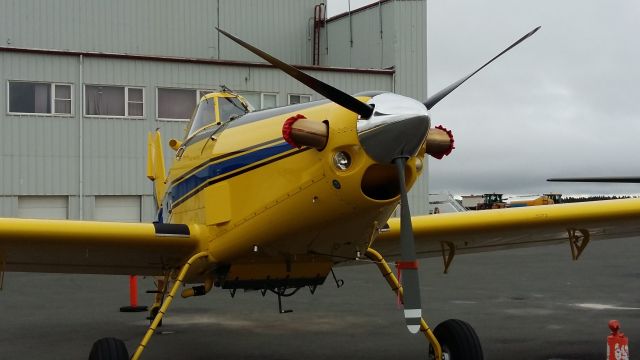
[3,26,640,360]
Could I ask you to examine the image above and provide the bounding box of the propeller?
[393,25,540,334]
[547,177,640,183]
[216,26,541,335]
[424,26,541,110]
[215,28,374,119]
[394,157,422,333]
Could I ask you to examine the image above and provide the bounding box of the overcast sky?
[326,1,640,196]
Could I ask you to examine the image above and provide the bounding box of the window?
[8,81,72,115]
[237,91,277,109]
[198,90,214,99]
[218,96,249,123]
[127,88,144,117]
[158,88,196,120]
[238,92,259,110]
[288,94,312,105]
[54,84,72,114]
[262,93,278,109]
[157,88,214,121]
[85,85,144,117]
[188,97,216,137]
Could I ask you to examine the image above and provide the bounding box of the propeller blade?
[394,157,422,334]
[547,177,640,183]
[424,26,541,110]
[216,27,374,119]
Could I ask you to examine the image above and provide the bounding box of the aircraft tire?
[88,337,129,360]
[428,319,483,360]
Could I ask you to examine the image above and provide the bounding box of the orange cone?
[119,275,148,312]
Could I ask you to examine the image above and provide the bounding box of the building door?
[94,196,141,222]
[17,196,68,219]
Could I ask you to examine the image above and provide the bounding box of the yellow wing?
[0,218,203,275]
[375,198,640,259]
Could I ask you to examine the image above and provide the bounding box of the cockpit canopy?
[186,92,252,138]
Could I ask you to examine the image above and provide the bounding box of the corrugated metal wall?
[218,0,317,65]
[0,0,317,64]
[393,0,429,215]
[0,197,17,217]
[325,1,426,100]
[80,57,392,196]
[0,53,81,196]
[0,50,392,219]
[392,0,427,101]
[325,0,429,214]
[0,0,431,218]
[325,2,395,70]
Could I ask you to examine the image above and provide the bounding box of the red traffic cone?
[119,275,148,312]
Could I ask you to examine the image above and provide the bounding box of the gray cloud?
[329,0,640,196]
[427,0,640,196]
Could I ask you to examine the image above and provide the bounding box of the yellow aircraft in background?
[3,26,640,360]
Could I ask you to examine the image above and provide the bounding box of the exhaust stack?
[282,114,328,150]
[425,125,455,160]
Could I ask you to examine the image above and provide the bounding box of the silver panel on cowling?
[357,93,430,164]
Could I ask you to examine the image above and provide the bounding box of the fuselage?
[161,93,425,288]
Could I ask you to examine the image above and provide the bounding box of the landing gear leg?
[366,248,484,360]
[129,252,208,360]
[87,252,208,360]
[365,248,443,360]
[147,274,170,327]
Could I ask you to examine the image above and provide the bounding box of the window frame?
[126,87,144,118]
[7,80,74,116]
[287,93,312,105]
[235,91,278,110]
[53,83,73,115]
[83,84,145,119]
[261,92,278,109]
[197,89,215,100]
[156,87,214,122]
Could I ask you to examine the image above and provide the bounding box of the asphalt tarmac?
[0,237,638,360]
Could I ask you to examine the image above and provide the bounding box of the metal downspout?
[423,0,428,99]
[392,69,396,93]
[348,0,353,48]
[79,54,84,220]
[217,0,221,59]
[423,0,429,211]
[379,0,383,68]
[324,4,328,61]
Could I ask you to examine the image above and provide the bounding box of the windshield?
[187,98,216,138]
[218,96,248,123]
[186,96,250,139]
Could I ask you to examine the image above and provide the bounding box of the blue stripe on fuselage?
[170,142,295,204]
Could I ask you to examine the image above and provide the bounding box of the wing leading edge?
[375,198,640,259]
[0,218,203,275]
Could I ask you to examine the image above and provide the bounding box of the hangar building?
[0,0,427,222]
